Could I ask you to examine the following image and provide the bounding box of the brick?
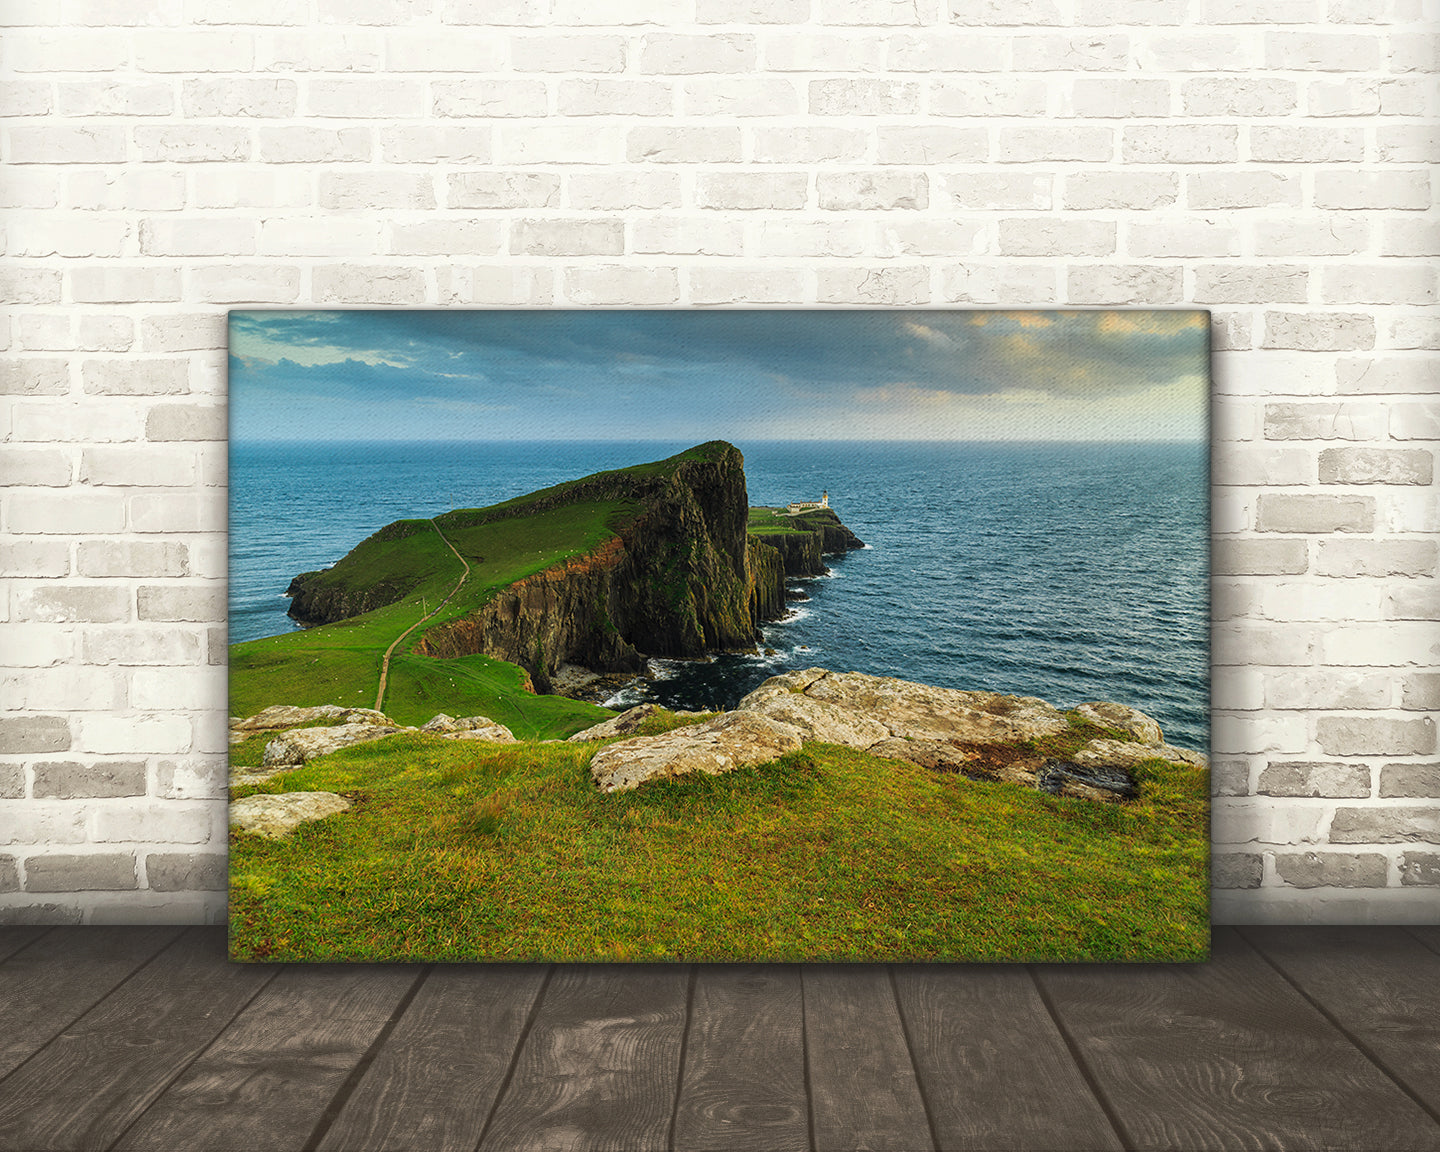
[1212,798,1325,843]
[6,126,126,165]
[698,0,810,18]
[567,172,680,210]
[1336,358,1438,395]
[1,623,73,666]
[817,266,929,305]
[1255,494,1373,534]
[631,218,744,256]
[1122,124,1239,164]
[0,765,22,801]
[931,79,1048,117]
[874,220,983,257]
[438,267,555,306]
[1067,266,1181,306]
[1182,77,1296,116]
[1381,763,1440,798]
[388,221,501,257]
[82,627,203,666]
[155,758,227,800]
[1378,125,1440,165]
[316,0,431,22]
[639,33,756,74]
[942,264,1058,304]
[817,172,926,211]
[0,857,16,894]
[0,541,71,578]
[0,361,69,397]
[511,34,625,72]
[874,127,987,165]
[147,404,226,442]
[1188,172,1299,210]
[1382,219,1440,258]
[12,401,145,445]
[258,220,382,258]
[688,268,806,305]
[307,78,425,118]
[261,29,385,71]
[1012,34,1128,71]
[81,359,189,397]
[1195,266,1307,304]
[432,79,546,119]
[945,173,1052,211]
[0,904,83,926]
[1320,448,1432,485]
[997,126,1113,163]
[1322,624,1436,667]
[1211,760,1251,797]
[188,264,305,304]
[146,852,227,892]
[1199,0,1314,19]
[134,30,251,71]
[72,713,192,756]
[381,127,490,164]
[1390,403,1440,442]
[809,78,921,116]
[1254,216,1369,258]
[950,0,1061,24]
[1212,852,1263,889]
[1265,671,1391,711]
[556,79,673,118]
[1275,852,1388,888]
[0,79,53,115]
[826,0,938,20]
[1251,126,1365,164]
[1065,78,1169,119]
[8,491,126,535]
[1258,761,1370,798]
[626,127,740,164]
[32,761,146,799]
[253,127,371,165]
[999,219,1115,258]
[134,126,250,163]
[1331,806,1439,844]
[697,173,809,211]
[1318,716,1435,758]
[1063,172,1176,211]
[1264,401,1388,440]
[192,168,309,210]
[1136,32,1259,72]
[0,268,62,305]
[1314,170,1431,211]
[182,78,295,118]
[71,267,182,304]
[0,716,70,754]
[684,78,799,118]
[312,266,426,305]
[1213,622,1316,667]
[9,217,130,259]
[95,802,212,845]
[1266,31,1382,71]
[25,854,137,892]
[1316,539,1437,578]
[320,173,435,211]
[448,172,560,210]
[1403,675,1440,712]
[1323,265,1436,307]
[136,585,223,623]
[1389,584,1440,620]
[512,219,624,257]
[141,316,225,354]
[1401,853,1440,886]
[753,220,867,258]
[564,266,678,306]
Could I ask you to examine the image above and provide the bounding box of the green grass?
[228,712,1210,964]
[746,506,813,536]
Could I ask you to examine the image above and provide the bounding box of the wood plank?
[1411,926,1440,957]
[112,963,422,1152]
[0,928,276,1152]
[478,964,690,1152]
[672,965,808,1152]
[0,927,50,964]
[1243,926,1440,1126]
[892,964,1122,1152]
[1035,927,1440,1152]
[0,926,182,1080]
[803,965,933,1152]
[314,964,548,1152]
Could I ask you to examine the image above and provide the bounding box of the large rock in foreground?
[260,722,405,768]
[589,711,805,793]
[587,668,1206,800]
[230,792,351,838]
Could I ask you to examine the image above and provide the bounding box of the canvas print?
[227,309,1211,963]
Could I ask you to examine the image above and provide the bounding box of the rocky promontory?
[282,442,864,694]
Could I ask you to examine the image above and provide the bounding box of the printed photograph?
[227,309,1211,963]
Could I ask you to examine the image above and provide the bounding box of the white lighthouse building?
[786,489,829,514]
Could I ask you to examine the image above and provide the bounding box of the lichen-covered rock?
[260,722,403,768]
[736,667,831,709]
[566,703,706,743]
[230,705,394,743]
[744,691,889,749]
[421,714,516,741]
[1072,702,1164,745]
[1072,738,1208,771]
[230,792,351,838]
[589,711,805,793]
[867,738,979,773]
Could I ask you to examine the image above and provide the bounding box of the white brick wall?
[1,2,1435,926]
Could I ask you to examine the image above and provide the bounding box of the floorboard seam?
[0,926,186,1095]
[1404,927,1440,959]
[886,966,940,1152]
[800,969,817,1152]
[474,963,555,1152]
[102,938,285,1152]
[1237,927,1440,1134]
[1028,966,1136,1152]
[301,963,433,1152]
[0,925,56,965]
[665,964,699,1152]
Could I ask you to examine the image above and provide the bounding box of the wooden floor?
[0,927,1437,1152]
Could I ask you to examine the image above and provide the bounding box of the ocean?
[229,440,1209,750]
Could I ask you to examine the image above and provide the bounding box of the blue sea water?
[229,440,1209,750]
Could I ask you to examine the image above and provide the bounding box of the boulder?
[1071,738,1208,771]
[1072,702,1164,745]
[867,737,979,773]
[260,722,403,768]
[421,714,516,742]
[230,705,394,743]
[589,711,805,794]
[735,667,831,709]
[566,703,706,743]
[230,791,351,838]
[744,692,889,749]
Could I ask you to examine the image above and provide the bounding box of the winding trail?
[374,519,471,713]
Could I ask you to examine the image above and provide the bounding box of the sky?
[228,309,1210,442]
